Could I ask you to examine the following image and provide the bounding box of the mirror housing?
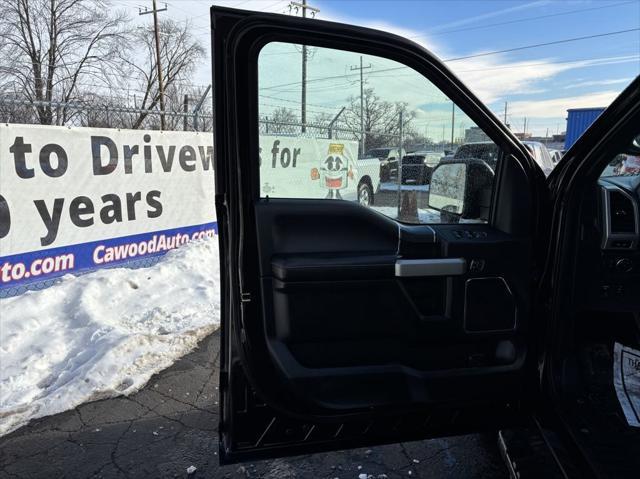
[427,159,495,223]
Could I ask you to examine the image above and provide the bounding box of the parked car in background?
[448,141,555,176]
[452,142,500,169]
[523,141,555,176]
[549,149,563,164]
[398,151,442,185]
[361,147,405,182]
[440,149,455,162]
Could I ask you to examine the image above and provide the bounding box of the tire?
[357,181,374,206]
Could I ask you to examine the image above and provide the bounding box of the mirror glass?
[427,163,467,214]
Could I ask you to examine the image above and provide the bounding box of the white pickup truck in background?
[354,157,383,206]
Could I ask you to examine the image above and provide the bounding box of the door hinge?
[240,292,252,303]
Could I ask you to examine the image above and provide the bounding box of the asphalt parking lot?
[0,331,509,479]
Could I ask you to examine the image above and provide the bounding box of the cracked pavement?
[0,331,508,478]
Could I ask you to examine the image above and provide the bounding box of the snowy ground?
[0,237,220,437]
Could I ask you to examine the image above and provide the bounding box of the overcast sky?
[113,0,640,136]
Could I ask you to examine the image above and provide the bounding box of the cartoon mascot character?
[319,143,352,199]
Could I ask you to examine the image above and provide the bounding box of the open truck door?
[212,5,550,464]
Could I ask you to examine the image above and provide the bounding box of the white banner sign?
[0,124,216,256]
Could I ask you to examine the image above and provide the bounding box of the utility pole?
[183,94,189,131]
[301,16,307,132]
[289,1,319,132]
[140,1,168,130]
[450,102,455,149]
[350,56,372,154]
[504,101,508,125]
[523,117,527,136]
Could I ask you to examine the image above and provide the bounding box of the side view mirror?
[427,159,494,223]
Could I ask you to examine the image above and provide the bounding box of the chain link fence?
[258,118,408,157]
[0,97,214,132]
[0,97,410,155]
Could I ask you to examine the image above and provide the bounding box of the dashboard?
[590,175,640,311]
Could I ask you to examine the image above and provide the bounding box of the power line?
[365,54,639,78]
[251,26,640,62]
[445,28,640,62]
[258,103,336,116]
[260,29,640,91]
[411,0,637,38]
[272,81,359,93]
[454,54,640,73]
[259,93,337,110]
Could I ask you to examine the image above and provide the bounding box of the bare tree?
[343,88,416,150]
[0,0,130,125]
[311,111,333,126]
[261,107,299,134]
[124,19,205,129]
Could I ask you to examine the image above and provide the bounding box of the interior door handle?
[395,258,466,277]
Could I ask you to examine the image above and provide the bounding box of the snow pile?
[0,237,220,436]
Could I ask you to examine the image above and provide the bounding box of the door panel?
[255,199,529,398]
[213,6,545,464]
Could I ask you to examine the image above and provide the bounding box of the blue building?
[565,107,605,150]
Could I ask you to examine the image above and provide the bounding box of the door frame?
[212,5,551,462]
[538,77,640,477]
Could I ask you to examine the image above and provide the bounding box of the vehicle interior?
[546,116,640,476]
